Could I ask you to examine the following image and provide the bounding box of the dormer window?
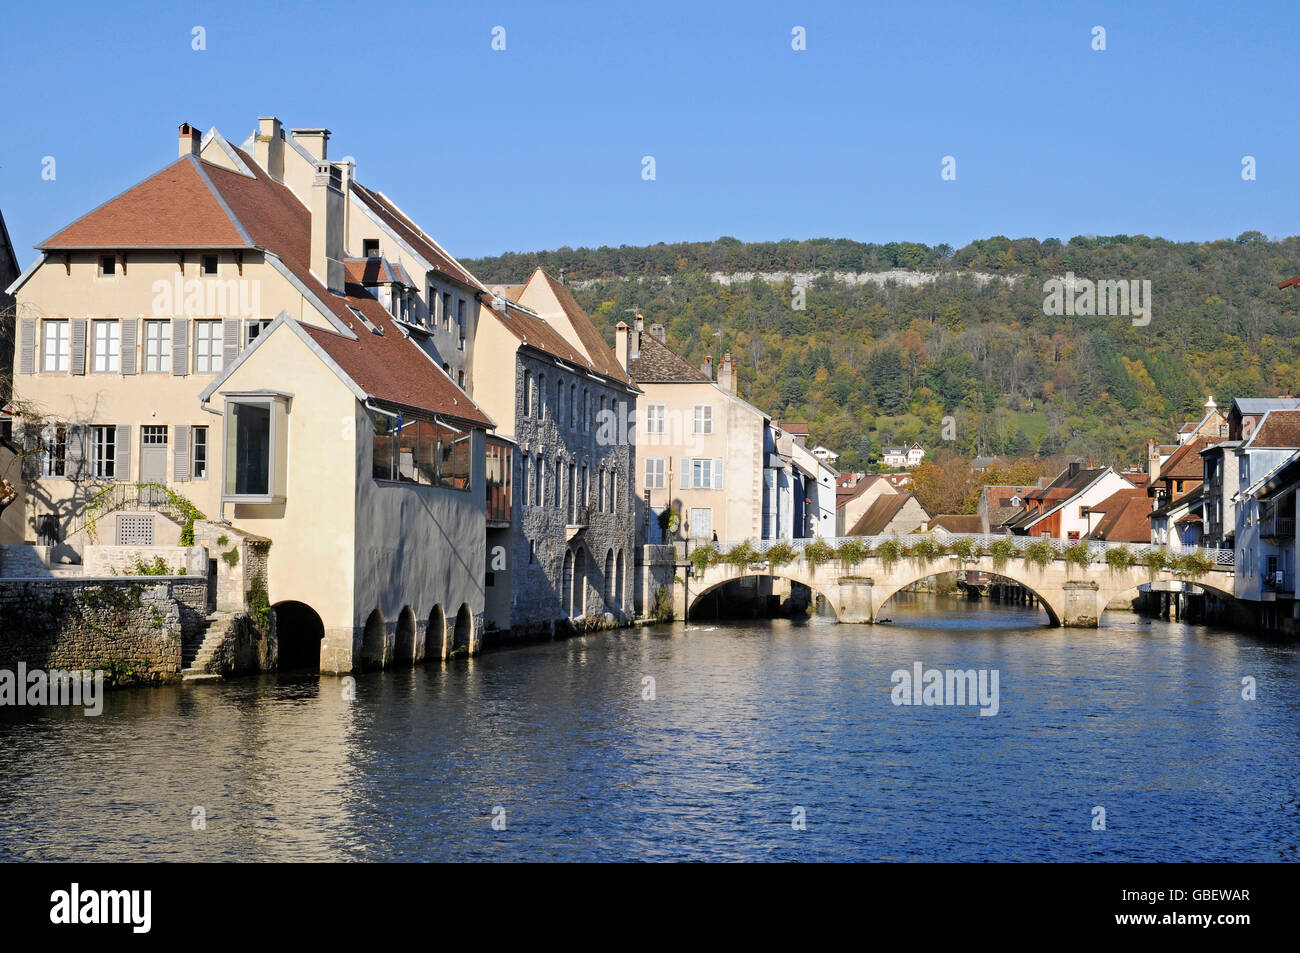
[99,255,116,276]
[362,239,380,258]
[201,254,219,276]
[348,306,383,336]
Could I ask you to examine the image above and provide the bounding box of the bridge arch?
[686,569,840,621]
[870,561,1062,626]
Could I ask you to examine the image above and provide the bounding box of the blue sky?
[2,0,1297,264]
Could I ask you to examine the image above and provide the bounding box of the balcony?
[1260,516,1295,539]
[1263,570,1294,594]
[566,504,590,541]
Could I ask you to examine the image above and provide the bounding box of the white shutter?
[680,457,692,489]
[223,317,242,367]
[714,458,724,490]
[120,319,138,375]
[172,318,189,375]
[114,425,131,481]
[173,424,190,482]
[66,425,87,479]
[18,318,36,374]
[70,318,87,375]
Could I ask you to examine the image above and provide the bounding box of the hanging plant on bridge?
[1063,543,1093,570]
[803,540,836,571]
[835,538,868,569]
[989,537,1019,569]
[765,542,796,569]
[948,537,983,561]
[689,544,718,575]
[1023,539,1054,569]
[1104,546,1135,571]
[873,537,902,568]
[905,537,947,564]
[1171,551,1212,577]
[724,541,761,569]
[1141,548,1171,576]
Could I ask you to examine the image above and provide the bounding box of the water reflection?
[0,594,1296,861]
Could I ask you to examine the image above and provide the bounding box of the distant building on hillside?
[882,442,924,469]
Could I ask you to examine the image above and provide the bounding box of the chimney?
[631,313,643,359]
[718,351,736,394]
[254,116,285,182]
[291,127,330,161]
[649,323,666,343]
[614,321,630,371]
[701,355,713,380]
[178,122,201,158]
[311,161,345,294]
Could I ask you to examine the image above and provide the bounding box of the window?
[362,239,380,258]
[458,369,465,388]
[569,385,576,428]
[524,371,533,417]
[611,471,618,511]
[689,508,712,540]
[99,255,116,276]
[192,426,208,480]
[647,404,666,435]
[42,320,69,372]
[1175,480,1184,494]
[195,321,222,374]
[223,397,288,502]
[92,320,119,373]
[246,318,273,345]
[645,457,666,489]
[443,363,450,375]
[457,299,466,350]
[371,410,470,490]
[201,254,219,276]
[39,422,67,477]
[558,379,565,423]
[538,457,547,506]
[442,292,451,331]
[90,426,116,479]
[692,458,713,487]
[693,404,714,435]
[598,469,606,512]
[583,389,590,432]
[143,320,171,372]
[537,374,546,420]
[486,442,512,523]
[1079,506,1090,519]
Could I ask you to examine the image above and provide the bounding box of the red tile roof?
[350,181,482,291]
[1249,409,1300,449]
[932,514,982,533]
[38,157,250,249]
[1088,488,1152,542]
[1159,436,1215,480]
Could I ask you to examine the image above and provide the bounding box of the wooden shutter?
[18,318,35,375]
[70,318,87,375]
[173,425,190,482]
[713,458,724,490]
[172,318,189,375]
[120,319,138,375]
[114,425,131,481]
[680,458,692,489]
[20,426,40,480]
[223,317,241,367]
[66,424,87,479]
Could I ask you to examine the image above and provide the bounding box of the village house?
[1086,487,1154,543]
[836,473,899,536]
[625,322,781,544]
[845,491,930,536]
[475,272,639,635]
[774,421,839,539]
[1228,409,1300,613]
[978,484,1036,534]
[6,121,498,672]
[1003,460,1130,541]
[882,442,925,469]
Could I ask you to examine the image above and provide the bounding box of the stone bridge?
[679,534,1236,627]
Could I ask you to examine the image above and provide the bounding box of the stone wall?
[192,521,268,612]
[0,576,207,684]
[82,545,206,577]
[637,544,677,620]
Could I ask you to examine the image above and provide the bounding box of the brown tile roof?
[350,181,483,291]
[487,284,527,301]
[848,493,925,536]
[932,514,982,533]
[836,474,894,508]
[38,156,251,249]
[1159,436,1216,480]
[628,330,710,383]
[1248,409,1300,449]
[537,271,632,385]
[303,286,491,428]
[345,258,408,286]
[1088,488,1152,542]
[488,298,609,372]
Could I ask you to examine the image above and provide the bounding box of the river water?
[1,595,1296,861]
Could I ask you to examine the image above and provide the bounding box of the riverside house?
[7,121,496,672]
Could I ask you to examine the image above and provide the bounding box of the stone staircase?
[182,610,235,682]
[0,544,51,578]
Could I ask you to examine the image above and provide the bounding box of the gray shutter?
[18,318,35,374]
[114,425,131,481]
[681,458,692,490]
[714,458,724,490]
[223,317,241,367]
[173,425,190,482]
[121,319,138,375]
[20,427,40,480]
[70,318,87,375]
[66,424,86,479]
[172,318,189,375]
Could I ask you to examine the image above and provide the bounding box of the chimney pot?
[614,322,631,372]
[311,161,345,293]
[291,128,331,161]
[178,122,201,158]
[254,116,285,182]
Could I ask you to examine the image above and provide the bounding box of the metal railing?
[64,482,195,543]
[1260,516,1295,539]
[699,532,1236,568]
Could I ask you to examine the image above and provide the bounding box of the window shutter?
[223,317,241,367]
[681,458,692,489]
[114,425,131,481]
[121,318,138,375]
[714,458,724,490]
[172,425,191,482]
[70,318,87,375]
[20,427,40,480]
[66,424,87,479]
[171,318,189,375]
[18,318,35,374]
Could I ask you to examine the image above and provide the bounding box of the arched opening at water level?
[273,601,325,673]
[687,575,830,621]
[876,570,1057,626]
